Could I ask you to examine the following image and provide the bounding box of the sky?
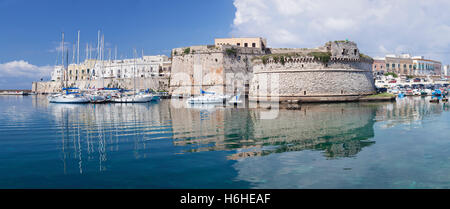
[1,0,450,89]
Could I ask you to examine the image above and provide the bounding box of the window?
[252,43,256,47]
[237,43,240,46]
[244,43,248,47]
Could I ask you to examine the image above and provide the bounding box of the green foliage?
[359,53,373,60]
[225,48,237,56]
[366,93,395,98]
[261,56,269,65]
[384,72,398,78]
[307,52,331,63]
[183,47,190,54]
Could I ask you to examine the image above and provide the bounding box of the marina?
[0,95,449,188]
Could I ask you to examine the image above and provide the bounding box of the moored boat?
[111,92,153,103]
[48,91,90,104]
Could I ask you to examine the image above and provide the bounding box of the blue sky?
[0,0,235,66]
[0,0,235,89]
[1,0,450,89]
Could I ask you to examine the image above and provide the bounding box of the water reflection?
[30,95,449,177]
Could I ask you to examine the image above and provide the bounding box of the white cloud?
[0,60,53,89]
[0,60,52,79]
[231,0,450,64]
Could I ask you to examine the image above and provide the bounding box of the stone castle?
[170,38,376,102]
[33,37,376,102]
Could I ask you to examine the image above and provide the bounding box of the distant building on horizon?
[372,54,442,77]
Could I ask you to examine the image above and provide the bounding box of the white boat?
[187,94,226,104]
[111,93,153,103]
[87,94,107,103]
[48,33,89,104]
[48,93,90,103]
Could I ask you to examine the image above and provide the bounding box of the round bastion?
[249,41,377,102]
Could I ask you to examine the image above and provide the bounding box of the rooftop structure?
[214,37,267,49]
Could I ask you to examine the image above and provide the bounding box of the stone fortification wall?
[169,45,265,96]
[32,77,169,94]
[249,41,376,102]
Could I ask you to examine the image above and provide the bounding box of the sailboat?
[86,31,107,103]
[48,32,89,104]
[111,49,153,103]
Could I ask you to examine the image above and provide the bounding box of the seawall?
[32,77,169,94]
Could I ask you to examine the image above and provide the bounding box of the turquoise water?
[0,95,449,188]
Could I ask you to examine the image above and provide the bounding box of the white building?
[50,65,64,81]
[51,55,171,81]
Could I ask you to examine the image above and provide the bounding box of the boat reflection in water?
[28,95,449,188]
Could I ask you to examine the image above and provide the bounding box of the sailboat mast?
[85,43,88,61]
[77,30,80,65]
[133,48,136,93]
[72,44,75,64]
[97,30,100,60]
[66,49,69,88]
[115,45,117,60]
[61,32,65,89]
[102,34,105,88]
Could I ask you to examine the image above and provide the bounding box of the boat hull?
[48,96,90,104]
[111,95,153,103]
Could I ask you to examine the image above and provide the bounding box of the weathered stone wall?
[249,41,376,102]
[32,77,169,94]
[169,45,265,96]
[249,58,376,102]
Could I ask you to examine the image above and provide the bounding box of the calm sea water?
[0,95,449,188]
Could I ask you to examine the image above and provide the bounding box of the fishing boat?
[432,89,442,97]
[420,89,431,96]
[405,89,414,96]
